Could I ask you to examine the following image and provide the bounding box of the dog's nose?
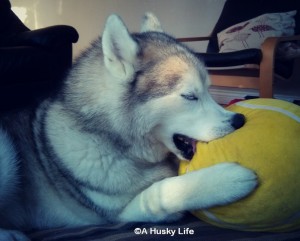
[231,113,245,130]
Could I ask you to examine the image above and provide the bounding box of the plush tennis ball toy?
[179,98,300,232]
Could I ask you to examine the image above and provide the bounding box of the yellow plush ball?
[179,98,300,232]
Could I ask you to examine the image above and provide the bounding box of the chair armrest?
[14,25,79,49]
[177,36,212,42]
[178,36,262,67]
[196,49,262,67]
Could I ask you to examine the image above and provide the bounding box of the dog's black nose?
[231,113,245,130]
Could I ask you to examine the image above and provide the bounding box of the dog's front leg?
[119,162,257,222]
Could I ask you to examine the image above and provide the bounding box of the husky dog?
[0,13,257,240]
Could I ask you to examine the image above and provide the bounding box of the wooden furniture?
[178,0,300,98]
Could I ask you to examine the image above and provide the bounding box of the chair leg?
[259,71,273,98]
[259,37,277,98]
[259,53,274,98]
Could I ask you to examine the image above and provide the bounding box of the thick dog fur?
[0,13,257,240]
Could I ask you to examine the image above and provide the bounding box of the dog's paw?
[205,162,258,207]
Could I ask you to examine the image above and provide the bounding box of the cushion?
[218,11,296,53]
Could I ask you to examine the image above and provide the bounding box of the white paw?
[203,162,258,207]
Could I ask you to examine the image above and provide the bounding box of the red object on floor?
[226,99,245,107]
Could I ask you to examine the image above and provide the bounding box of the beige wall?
[10,0,225,58]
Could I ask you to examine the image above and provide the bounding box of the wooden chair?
[178,0,300,98]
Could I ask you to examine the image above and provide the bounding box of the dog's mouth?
[173,134,197,160]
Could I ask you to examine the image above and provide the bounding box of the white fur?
[0,229,29,241]
[119,163,256,222]
[0,129,19,206]
[102,14,138,80]
[141,12,164,32]
[0,130,28,240]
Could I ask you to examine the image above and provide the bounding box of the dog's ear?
[102,14,138,80]
[141,12,163,33]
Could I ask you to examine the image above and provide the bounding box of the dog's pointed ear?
[102,14,138,80]
[140,12,163,33]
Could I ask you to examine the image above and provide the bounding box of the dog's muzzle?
[173,113,245,161]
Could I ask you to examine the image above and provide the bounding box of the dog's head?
[98,13,245,161]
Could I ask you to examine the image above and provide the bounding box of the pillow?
[218,11,296,53]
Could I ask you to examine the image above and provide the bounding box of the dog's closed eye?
[181,94,198,101]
